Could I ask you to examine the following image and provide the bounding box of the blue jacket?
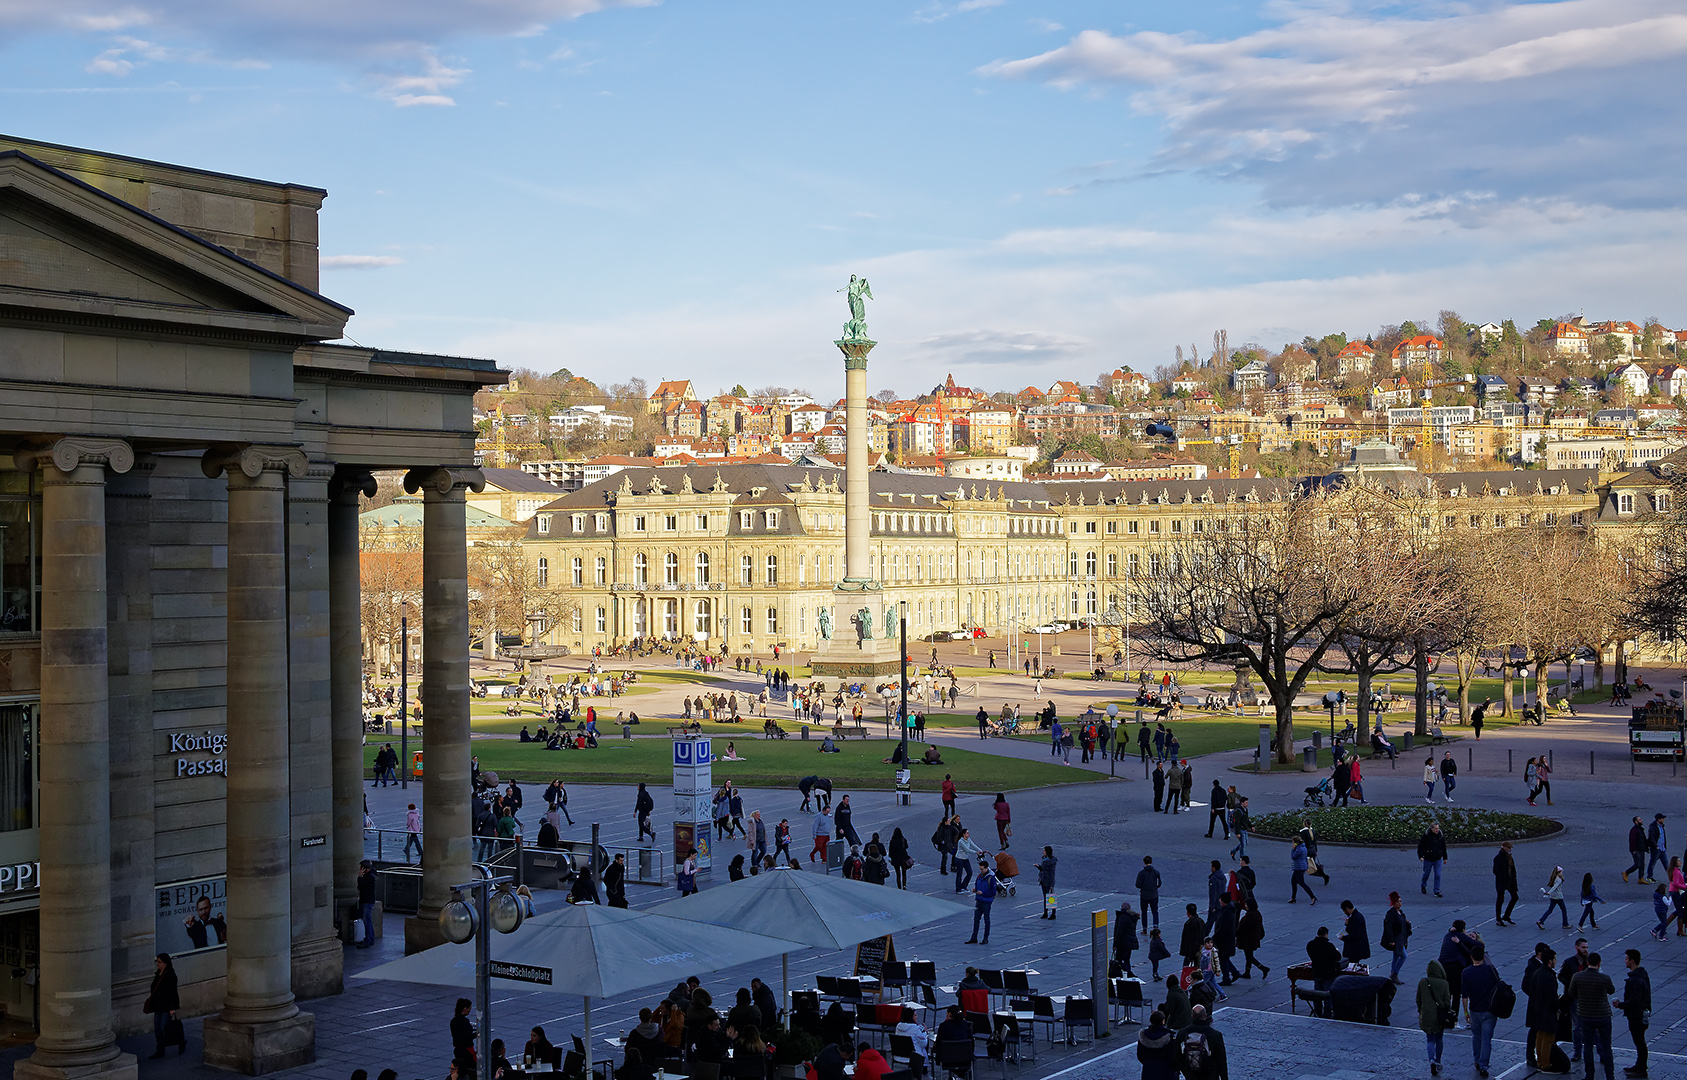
[975,872,998,904]
[1291,842,1309,871]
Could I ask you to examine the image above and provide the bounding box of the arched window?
[766,555,779,584]
[694,599,712,636]
[664,552,679,585]
[536,557,549,586]
[695,551,710,584]
[570,557,582,586]
[633,553,648,586]
[740,554,753,584]
[1085,551,1096,576]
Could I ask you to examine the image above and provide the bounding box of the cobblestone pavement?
[8,655,1687,1080]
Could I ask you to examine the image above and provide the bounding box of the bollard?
[1508,749,1513,773]
[1591,750,1595,775]
[1549,749,1554,768]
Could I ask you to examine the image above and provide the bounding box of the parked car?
[1030,623,1060,634]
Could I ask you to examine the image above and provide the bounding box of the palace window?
[537,515,551,535]
[536,557,549,587]
[664,552,679,585]
[695,552,711,584]
[766,555,779,584]
[595,607,606,633]
[741,555,753,584]
[570,557,582,586]
[633,553,648,586]
[766,607,779,634]
[595,557,607,585]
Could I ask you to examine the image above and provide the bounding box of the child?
[1651,883,1674,941]
[1536,866,1569,930]
[1199,938,1226,1002]
[1577,872,1603,931]
[1147,927,1171,980]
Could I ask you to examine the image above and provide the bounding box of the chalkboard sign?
[854,934,896,981]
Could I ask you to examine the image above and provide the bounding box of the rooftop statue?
[838,274,874,342]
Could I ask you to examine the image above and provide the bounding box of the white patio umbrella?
[649,866,968,1010]
[356,902,805,1080]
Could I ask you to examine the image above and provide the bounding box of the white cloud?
[7,0,654,105]
[913,0,1004,25]
[983,1,1687,210]
[322,254,405,269]
[82,33,267,74]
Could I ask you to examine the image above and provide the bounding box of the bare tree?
[359,521,423,677]
[1133,488,1362,763]
[469,530,580,648]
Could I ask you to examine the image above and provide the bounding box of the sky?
[3,0,1686,399]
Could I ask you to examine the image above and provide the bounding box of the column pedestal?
[16,438,137,1080]
[200,1015,316,1076]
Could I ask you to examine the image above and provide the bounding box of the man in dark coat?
[1523,943,1560,1070]
[1180,903,1207,966]
[1493,842,1520,925]
[1151,763,1166,812]
[1615,949,1651,1078]
[1212,895,1241,985]
[1418,823,1448,898]
[1340,901,1371,964]
[1307,926,1343,1018]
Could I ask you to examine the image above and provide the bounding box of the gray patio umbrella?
[355,902,804,1080]
[649,866,968,1008]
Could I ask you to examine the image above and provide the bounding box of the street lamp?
[438,870,532,1080]
[400,599,413,790]
[897,601,909,767]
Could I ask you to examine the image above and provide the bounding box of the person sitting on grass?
[922,745,944,765]
[820,736,840,754]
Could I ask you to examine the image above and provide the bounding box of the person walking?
[1289,838,1318,904]
[1615,949,1651,1079]
[1382,891,1412,985]
[604,852,629,908]
[1179,903,1207,969]
[954,828,983,894]
[1213,895,1241,985]
[932,814,955,876]
[1137,722,1152,763]
[1419,822,1448,898]
[941,774,957,817]
[404,802,423,863]
[1114,899,1141,979]
[1531,755,1554,806]
[889,828,911,890]
[1422,756,1439,802]
[1348,756,1366,804]
[993,793,1012,849]
[810,807,832,864]
[1645,813,1667,883]
[1332,757,1353,807]
[1136,855,1163,930]
[1494,841,1520,925]
[1624,816,1649,883]
[1570,952,1617,1080]
[1229,798,1251,862]
[774,818,793,864]
[356,861,377,948]
[635,783,656,843]
[1205,779,1229,839]
[1205,860,1227,933]
[1562,938,1593,1063]
[1180,761,1194,814]
[1417,960,1453,1077]
[965,858,997,945]
[1440,750,1458,802]
[1135,1010,1178,1080]
[1163,760,1183,814]
[975,706,989,740]
[1036,845,1058,919]
[145,953,181,1058]
[1438,919,1475,1012]
[835,795,860,848]
[1236,897,1268,980]
[1579,872,1606,931]
[1299,819,1331,885]
[1538,866,1572,930]
[1151,762,1166,813]
[1460,942,1501,1079]
[1339,900,1371,967]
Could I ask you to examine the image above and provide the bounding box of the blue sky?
[4,0,1686,397]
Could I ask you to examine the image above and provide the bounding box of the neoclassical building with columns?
[0,135,502,1077]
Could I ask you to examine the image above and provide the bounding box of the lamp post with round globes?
[439,870,533,1080]
[400,599,413,789]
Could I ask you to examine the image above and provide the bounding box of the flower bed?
[1250,805,1561,846]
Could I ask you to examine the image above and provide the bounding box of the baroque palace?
[519,446,1634,657]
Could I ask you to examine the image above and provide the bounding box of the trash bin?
[801,725,809,740]
[1312,730,1322,750]
[1301,746,1318,772]
[1402,732,1415,753]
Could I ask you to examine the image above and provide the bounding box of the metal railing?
[365,831,668,887]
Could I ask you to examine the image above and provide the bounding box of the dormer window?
[1655,492,1670,513]
[764,510,780,529]
[1619,493,1635,514]
[537,515,551,535]
[571,514,585,531]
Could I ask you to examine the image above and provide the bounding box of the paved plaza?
[12,655,1687,1080]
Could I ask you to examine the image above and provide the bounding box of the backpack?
[1181,1030,1212,1074]
[1490,980,1516,1020]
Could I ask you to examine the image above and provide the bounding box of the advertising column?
[672,738,713,870]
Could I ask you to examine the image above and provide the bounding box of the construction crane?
[478,400,545,469]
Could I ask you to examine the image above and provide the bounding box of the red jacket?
[854,1048,890,1080]
[942,780,956,802]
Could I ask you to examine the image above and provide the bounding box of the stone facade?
[0,136,504,1077]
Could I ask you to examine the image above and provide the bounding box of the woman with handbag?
[146,953,182,1058]
[1417,960,1453,1076]
[992,794,1011,849]
[888,828,912,890]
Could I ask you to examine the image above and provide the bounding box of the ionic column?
[329,470,375,934]
[403,466,483,953]
[16,438,137,1080]
[200,446,315,1075]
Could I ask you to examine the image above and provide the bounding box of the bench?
[832,725,870,739]
[668,725,702,738]
[1290,986,1330,1015]
[1428,727,1447,745]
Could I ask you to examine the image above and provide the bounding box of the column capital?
[201,444,309,481]
[403,466,486,498]
[328,467,378,504]
[16,437,135,476]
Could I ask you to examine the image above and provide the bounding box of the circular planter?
[1250,805,1563,848]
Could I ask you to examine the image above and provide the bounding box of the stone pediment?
[0,151,349,340]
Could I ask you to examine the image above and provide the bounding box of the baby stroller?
[1303,776,1334,807]
[993,850,1019,896]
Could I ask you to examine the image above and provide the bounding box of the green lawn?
[364,736,1111,791]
